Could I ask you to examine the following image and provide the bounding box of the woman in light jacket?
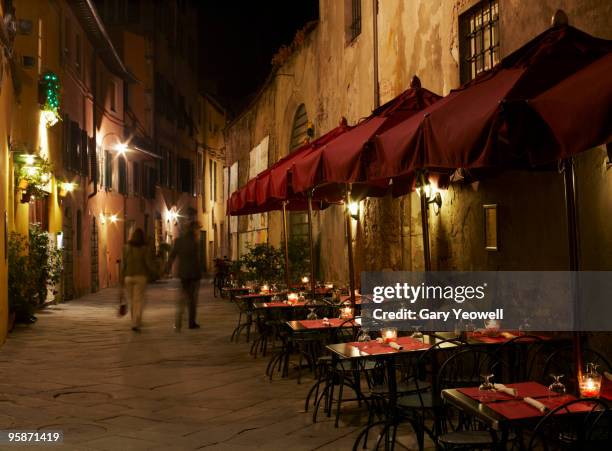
[121,228,155,332]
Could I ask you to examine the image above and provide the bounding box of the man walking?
[167,209,202,330]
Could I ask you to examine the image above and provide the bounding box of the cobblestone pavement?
[0,280,429,450]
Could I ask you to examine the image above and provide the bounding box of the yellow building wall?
[0,2,16,345]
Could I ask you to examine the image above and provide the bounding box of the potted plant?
[239,243,284,287]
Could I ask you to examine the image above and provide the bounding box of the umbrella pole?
[307,191,316,299]
[420,192,432,271]
[345,185,357,311]
[282,201,291,290]
[563,157,582,388]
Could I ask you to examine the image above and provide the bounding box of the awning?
[227,123,350,216]
[370,25,612,179]
[291,79,441,200]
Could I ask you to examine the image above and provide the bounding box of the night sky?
[198,1,319,115]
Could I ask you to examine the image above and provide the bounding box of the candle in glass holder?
[579,373,602,398]
[380,327,398,343]
[301,276,309,284]
[261,284,270,294]
[340,306,353,319]
[325,283,334,290]
[287,292,299,304]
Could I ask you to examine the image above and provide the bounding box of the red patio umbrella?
[523,52,612,162]
[291,77,441,199]
[370,24,612,179]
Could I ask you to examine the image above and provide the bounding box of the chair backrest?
[437,347,507,393]
[395,336,467,408]
[333,317,361,343]
[543,345,612,394]
[528,398,611,451]
[493,335,548,383]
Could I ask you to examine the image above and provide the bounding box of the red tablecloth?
[458,382,555,403]
[467,331,551,344]
[349,337,431,355]
[299,318,354,329]
[486,394,593,420]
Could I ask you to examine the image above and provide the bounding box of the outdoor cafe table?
[327,335,449,448]
[287,317,361,332]
[441,381,611,448]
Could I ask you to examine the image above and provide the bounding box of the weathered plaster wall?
[225,0,612,290]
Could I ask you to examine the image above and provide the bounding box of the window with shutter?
[133,161,140,195]
[89,137,97,184]
[104,150,112,190]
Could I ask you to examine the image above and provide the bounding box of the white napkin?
[494,383,518,397]
[389,341,403,350]
[524,397,547,413]
[604,371,612,382]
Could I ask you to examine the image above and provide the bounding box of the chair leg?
[335,372,344,427]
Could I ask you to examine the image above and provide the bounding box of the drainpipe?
[88,53,97,200]
[372,0,380,109]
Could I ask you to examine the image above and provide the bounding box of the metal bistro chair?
[434,348,513,451]
[528,398,611,451]
[353,336,467,451]
[307,318,373,427]
[230,295,253,343]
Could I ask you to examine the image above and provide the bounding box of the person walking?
[167,212,202,330]
[121,228,156,332]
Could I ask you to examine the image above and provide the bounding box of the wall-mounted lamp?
[109,214,118,224]
[416,172,442,211]
[166,208,180,224]
[59,181,75,197]
[347,201,359,220]
[115,143,128,155]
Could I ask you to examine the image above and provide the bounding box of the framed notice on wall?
[483,204,498,251]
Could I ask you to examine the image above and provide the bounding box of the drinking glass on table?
[357,329,371,342]
[548,374,566,395]
[411,325,424,341]
[479,374,495,401]
[306,308,318,320]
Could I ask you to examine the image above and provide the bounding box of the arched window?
[289,104,309,151]
[289,104,310,241]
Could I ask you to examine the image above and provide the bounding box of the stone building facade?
[225,0,612,288]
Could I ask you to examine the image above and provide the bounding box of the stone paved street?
[0,280,378,451]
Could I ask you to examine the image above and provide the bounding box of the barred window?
[459,0,499,84]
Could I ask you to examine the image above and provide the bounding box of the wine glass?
[478,374,495,394]
[411,325,424,341]
[306,308,318,320]
[548,374,566,395]
[357,329,371,342]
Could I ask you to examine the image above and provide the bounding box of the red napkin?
[487,395,592,420]
[458,382,554,403]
